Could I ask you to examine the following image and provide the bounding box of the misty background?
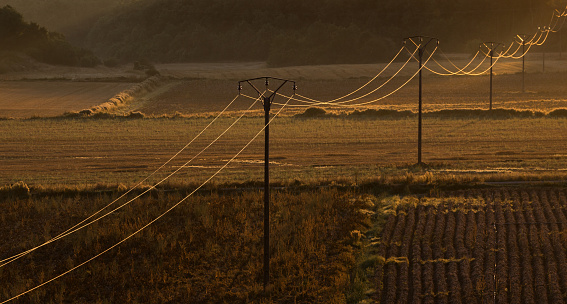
[0,0,564,67]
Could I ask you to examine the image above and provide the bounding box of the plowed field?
[374,187,567,304]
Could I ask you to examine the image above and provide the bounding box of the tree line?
[81,0,559,66]
[0,5,99,67]
[2,0,564,66]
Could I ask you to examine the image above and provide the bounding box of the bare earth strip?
[0,81,135,118]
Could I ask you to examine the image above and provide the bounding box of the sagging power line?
[5,3,567,302]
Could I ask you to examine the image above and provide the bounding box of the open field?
[1,116,566,187]
[135,71,567,117]
[1,54,567,118]
[2,57,567,303]
[135,55,567,116]
[373,187,567,304]
[154,53,567,80]
[0,81,136,118]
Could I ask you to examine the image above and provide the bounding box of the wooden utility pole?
[404,36,439,165]
[238,77,296,292]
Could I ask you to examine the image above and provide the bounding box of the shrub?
[0,181,30,199]
[295,107,327,118]
[548,108,567,118]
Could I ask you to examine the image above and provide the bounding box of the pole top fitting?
[238,77,297,100]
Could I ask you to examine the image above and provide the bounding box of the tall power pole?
[482,42,503,111]
[517,34,530,93]
[404,36,439,165]
[238,77,296,292]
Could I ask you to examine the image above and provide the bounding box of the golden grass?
[0,188,374,303]
[1,116,566,188]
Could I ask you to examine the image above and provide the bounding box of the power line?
[1,94,294,304]
[269,43,439,108]
[312,46,406,104]
[5,3,567,300]
[266,45,414,107]
[292,46,419,106]
[0,93,263,269]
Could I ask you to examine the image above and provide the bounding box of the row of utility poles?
[409,31,552,164]
[237,28,559,290]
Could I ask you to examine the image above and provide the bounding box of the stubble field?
[1,116,567,187]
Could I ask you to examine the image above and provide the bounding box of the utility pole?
[238,77,296,292]
[540,27,547,73]
[482,42,503,111]
[404,36,439,165]
[517,34,530,93]
[557,9,564,59]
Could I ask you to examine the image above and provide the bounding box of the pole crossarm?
[403,36,440,51]
[480,42,505,57]
[239,77,296,102]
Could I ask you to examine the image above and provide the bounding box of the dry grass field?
[0,187,374,303]
[1,55,567,186]
[1,116,566,187]
[0,81,136,118]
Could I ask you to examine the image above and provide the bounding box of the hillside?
[80,0,556,66]
[0,1,561,67]
[0,5,99,71]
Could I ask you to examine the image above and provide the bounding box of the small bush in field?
[295,107,328,118]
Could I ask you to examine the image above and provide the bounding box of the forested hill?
[2,0,562,66]
[0,5,99,67]
[81,0,558,66]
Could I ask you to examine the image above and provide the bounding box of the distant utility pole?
[238,77,296,292]
[403,36,439,165]
[517,34,530,93]
[557,9,564,59]
[540,27,548,73]
[482,42,503,111]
